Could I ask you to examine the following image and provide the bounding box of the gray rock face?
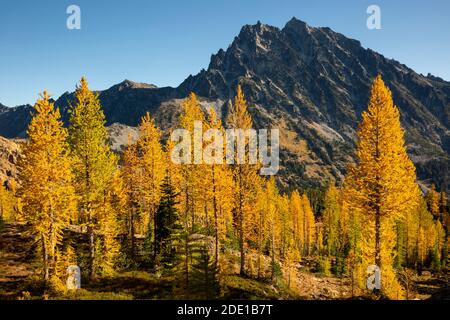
[1,17,449,190]
[107,123,139,152]
[178,18,450,189]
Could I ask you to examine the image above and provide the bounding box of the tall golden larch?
[69,77,117,279]
[17,91,76,283]
[227,85,261,275]
[203,108,233,269]
[343,75,421,299]
[178,92,205,232]
[137,112,166,253]
[121,139,143,260]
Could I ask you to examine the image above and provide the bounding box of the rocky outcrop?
[0,137,20,188]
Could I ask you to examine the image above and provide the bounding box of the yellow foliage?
[17,91,76,282]
[178,92,206,231]
[343,75,421,299]
[226,85,261,275]
[137,112,166,236]
[0,181,17,222]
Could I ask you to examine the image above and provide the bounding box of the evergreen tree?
[322,184,347,274]
[154,174,182,270]
[190,243,220,299]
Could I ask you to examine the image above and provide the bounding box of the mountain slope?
[177,18,450,189]
[0,18,449,190]
[0,137,20,187]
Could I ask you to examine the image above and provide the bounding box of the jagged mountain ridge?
[0,17,449,190]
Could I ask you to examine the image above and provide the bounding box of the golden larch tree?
[290,190,304,258]
[178,92,205,232]
[136,112,166,258]
[121,139,143,260]
[17,91,76,284]
[343,75,421,298]
[301,194,316,256]
[174,92,206,288]
[227,85,261,275]
[202,108,233,269]
[69,77,117,279]
[322,184,347,258]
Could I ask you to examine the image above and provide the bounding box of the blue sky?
[1,0,449,106]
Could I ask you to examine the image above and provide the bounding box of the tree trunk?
[130,206,136,260]
[212,166,219,269]
[239,197,245,276]
[184,190,190,290]
[88,212,95,280]
[153,204,158,264]
[375,207,381,269]
[85,159,96,280]
[191,192,196,233]
[257,211,262,279]
[271,233,275,282]
[42,235,49,282]
[238,168,245,276]
[0,198,4,221]
[303,209,307,256]
[185,232,189,289]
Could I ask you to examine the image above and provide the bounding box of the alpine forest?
[0,74,447,300]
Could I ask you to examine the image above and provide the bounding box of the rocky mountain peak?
[283,17,311,34]
[111,79,157,91]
